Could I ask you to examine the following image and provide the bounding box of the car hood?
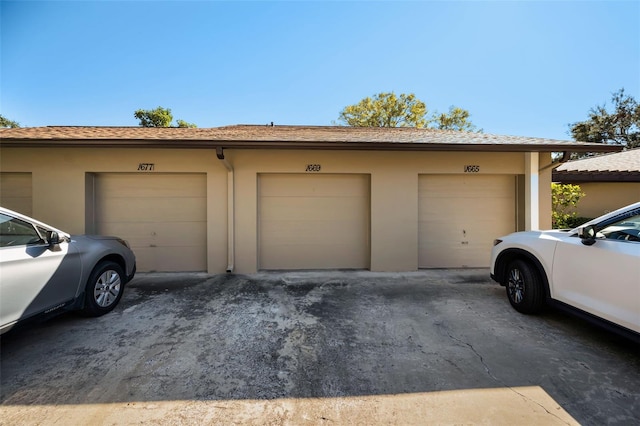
[502,229,573,240]
[74,235,123,241]
[70,234,131,248]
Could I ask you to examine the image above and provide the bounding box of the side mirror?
[48,231,61,248]
[578,225,597,246]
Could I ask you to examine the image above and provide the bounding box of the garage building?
[0,125,620,273]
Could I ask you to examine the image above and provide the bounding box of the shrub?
[564,216,593,229]
[552,183,585,229]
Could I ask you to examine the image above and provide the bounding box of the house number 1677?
[138,163,155,171]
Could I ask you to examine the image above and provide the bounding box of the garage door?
[259,174,370,270]
[419,175,515,268]
[0,173,32,216]
[94,173,207,272]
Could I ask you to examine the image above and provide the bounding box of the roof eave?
[553,171,640,183]
[0,138,624,153]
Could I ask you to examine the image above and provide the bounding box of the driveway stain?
[1,270,638,425]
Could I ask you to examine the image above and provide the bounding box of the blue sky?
[1,0,639,140]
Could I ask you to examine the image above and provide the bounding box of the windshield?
[571,202,640,233]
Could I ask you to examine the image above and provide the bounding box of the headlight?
[493,239,503,246]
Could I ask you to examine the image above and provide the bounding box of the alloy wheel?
[507,268,525,304]
[93,270,122,308]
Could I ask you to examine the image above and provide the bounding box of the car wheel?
[82,261,125,317]
[505,259,545,314]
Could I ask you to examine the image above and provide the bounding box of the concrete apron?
[1,270,637,425]
[0,387,576,425]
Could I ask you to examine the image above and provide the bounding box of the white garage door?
[94,173,207,272]
[419,175,516,268]
[0,173,32,216]
[259,174,370,270]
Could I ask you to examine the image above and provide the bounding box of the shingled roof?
[554,148,640,182]
[0,124,623,153]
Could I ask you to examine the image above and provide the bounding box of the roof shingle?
[553,148,640,182]
[0,124,624,153]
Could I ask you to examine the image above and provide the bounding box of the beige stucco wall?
[226,149,536,273]
[575,182,640,218]
[0,147,229,273]
[539,153,553,230]
[1,147,552,273]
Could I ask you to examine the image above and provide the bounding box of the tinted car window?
[0,213,42,247]
[600,213,640,242]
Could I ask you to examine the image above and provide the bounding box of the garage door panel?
[261,220,365,242]
[260,174,368,197]
[96,174,204,198]
[261,197,366,221]
[95,173,207,272]
[420,202,512,223]
[133,246,206,272]
[155,247,206,272]
[98,221,205,247]
[420,175,513,197]
[95,197,206,223]
[260,243,368,270]
[419,175,515,268]
[259,174,369,270]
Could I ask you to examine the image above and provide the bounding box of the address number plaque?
[138,163,155,171]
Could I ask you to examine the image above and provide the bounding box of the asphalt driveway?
[1,270,638,425]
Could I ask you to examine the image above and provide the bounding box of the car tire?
[81,261,125,317]
[505,259,545,314]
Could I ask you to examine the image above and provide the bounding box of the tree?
[432,106,479,132]
[337,92,479,131]
[570,88,640,148]
[134,106,173,127]
[176,119,197,128]
[134,106,196,128]
[551,183,585,229]
[0,114,20,128]
[338,92,428,128]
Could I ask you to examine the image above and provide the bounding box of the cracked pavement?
[1,269,638,425]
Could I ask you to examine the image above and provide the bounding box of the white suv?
[490,202,640,340]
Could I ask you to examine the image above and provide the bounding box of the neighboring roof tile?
[555,148,640,172]
[553,148,640,182]
[0,124,623,153]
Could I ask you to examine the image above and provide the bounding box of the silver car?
[0,207,136,334]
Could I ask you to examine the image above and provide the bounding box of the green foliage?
[565,216,593,229]
[570,88,640,148]
[337,92,479,132]
[134,106,173,127]
[551,183,585,228]
[134,107,197,128]
[0,114,20,128]
[338,92,428,128]
[176,119,197,128]
[432,106,480,132]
